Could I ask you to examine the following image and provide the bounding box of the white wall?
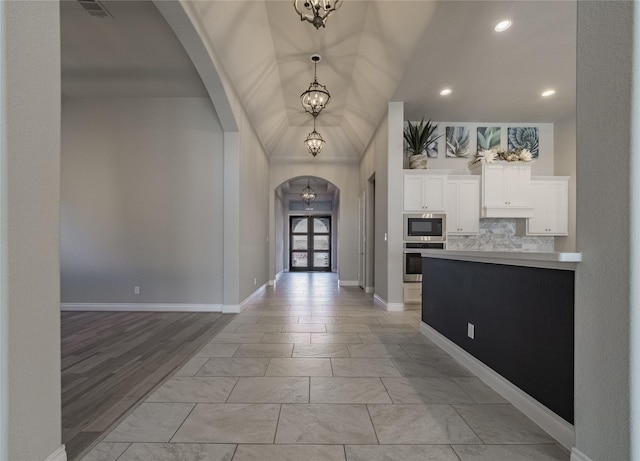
[237,110,270,300]
[1,1,63,460]
[574,2,633,459]
[554,115,577,252]
[269,160,359,284]
[61,97,225,305]
[274,188,285,277]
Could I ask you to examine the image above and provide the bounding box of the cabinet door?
[457,179,480,233]
[546,181,569,234]
[483,164,506,206]
[505,165,531,207]
[403,175,425,211]
[527,180,569,235]
[527,182,549,234]
[446,181,460,232]
[422,176,445,211]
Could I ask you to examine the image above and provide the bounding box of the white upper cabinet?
[446,176,480,234]
[472,162,534,218]
[525,178,569,235]
[403,173,446,212]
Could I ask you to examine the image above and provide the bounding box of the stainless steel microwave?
[403,213,446,242]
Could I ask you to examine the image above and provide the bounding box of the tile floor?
[81,273,570,461]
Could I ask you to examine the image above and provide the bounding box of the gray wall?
[554,115,577,252]
[575,2,633,459]
[1,1,63,460]
[61,97,225,305]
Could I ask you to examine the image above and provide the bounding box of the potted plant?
[403,118,442,169]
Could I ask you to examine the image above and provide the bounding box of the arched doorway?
[274,176,339,273]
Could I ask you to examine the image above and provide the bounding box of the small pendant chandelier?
[300,54,330,117]
[293,0,342,29]
[300,177,317,205]
[304,117,325,157]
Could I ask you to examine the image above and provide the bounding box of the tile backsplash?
[447,218,554,252]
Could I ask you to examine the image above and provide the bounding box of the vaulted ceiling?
[61,0,577,163]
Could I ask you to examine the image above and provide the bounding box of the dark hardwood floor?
[61,310,233,461]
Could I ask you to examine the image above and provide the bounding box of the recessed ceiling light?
[541,89,556,97]
[494,20,512,32]
[440,88,452,96]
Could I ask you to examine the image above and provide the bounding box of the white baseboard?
[365,286,374,294]
[373,294,387,309]
[420,322,575,450]
[570,448,593,461]
[373,294,405,312]
[222,282,269,314]
[386,303,404,312]
[339,280,359,286]
[44,445,67,461]
[61,303,222,312]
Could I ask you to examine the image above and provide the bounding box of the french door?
[289,216,331,272]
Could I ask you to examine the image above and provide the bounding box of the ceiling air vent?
[77,0,113,19]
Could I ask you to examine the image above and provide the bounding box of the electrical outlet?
[134,286,140,295]
[467,323,475,339]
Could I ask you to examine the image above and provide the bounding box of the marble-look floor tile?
[194,343,240,358]
[331,358,401,377]
[292,343,350,358]
[347,344,409,359]
[335,316,381,324]
[265,358,333,376]
[103,403,194,442]
[174,358,208,377]
[260,333,311,344]
[345,444,460,461]
[227,377,309,403]
[197,358,269,377]
[232,343,293,358]
[171,403,280,443]
[233,444,346,461]
[117,443,236,461]
[324,324,372,333]
[299,316,338,324]
[453,404,555,444]
[400,344,453,360]
[381,377,474,404]
[367,404,481,444]
[452,444,569,461]
[358,333,415,344]
[367,324,418,334]
[79,442,130,461]
[310,377,391,403]
[452,377,507,403]
[145,377,237,403]
[210,333,264,343]
[311,333,362,344]
[392,358,472,378]
[257,316,299,324]
[281,323,327,333]
[233,323,284,333]
[275,404,378,444]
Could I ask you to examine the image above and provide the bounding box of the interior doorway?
[289,216,331,272]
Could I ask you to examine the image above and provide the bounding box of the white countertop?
[413,249,582,270]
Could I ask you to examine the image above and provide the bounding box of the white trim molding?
[44,445,67,461]
[60,303,222,312]
[223,282,269,314]
[373,294,404,312]
[338,280,359,287]
[570,448,593,461]
[420,321,575,449]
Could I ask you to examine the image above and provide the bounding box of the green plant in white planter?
[403,118,442,169]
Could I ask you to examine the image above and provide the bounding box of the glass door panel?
[290,215,331,272]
